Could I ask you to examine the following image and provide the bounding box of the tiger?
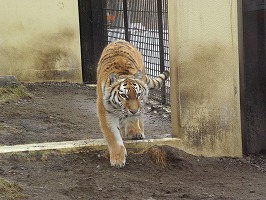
[96,40,169,168]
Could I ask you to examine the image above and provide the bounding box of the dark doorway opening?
[242,0,266,154]
[78,0,107,84]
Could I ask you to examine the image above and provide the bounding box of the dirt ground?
[0,82,266,200]
[0,82,171,145]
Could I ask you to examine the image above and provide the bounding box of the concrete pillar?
[168,0,243,157]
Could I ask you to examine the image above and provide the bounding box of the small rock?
[0,76,20,87]
[179,193,189,198]
[163,114,168,118]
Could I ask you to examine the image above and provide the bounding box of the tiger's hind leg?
[125,115,145,140]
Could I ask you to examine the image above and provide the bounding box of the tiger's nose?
[129,109,138,115]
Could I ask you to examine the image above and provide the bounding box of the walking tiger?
[96,40,169,167]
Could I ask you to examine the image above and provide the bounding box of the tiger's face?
[105,74,148,117]
[117,78,147,116]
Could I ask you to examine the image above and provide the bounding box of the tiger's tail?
[145,71,170,90]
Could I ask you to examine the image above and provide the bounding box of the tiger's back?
[97,40,145,86]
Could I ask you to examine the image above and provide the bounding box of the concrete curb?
[0,138,181,154]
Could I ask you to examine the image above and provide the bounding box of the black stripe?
[157,76,164,81]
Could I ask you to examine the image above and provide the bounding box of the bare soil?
[0,82,265,200]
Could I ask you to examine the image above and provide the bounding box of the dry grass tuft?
[146,145,168,167]
[0,85,32,104]
[0,178,28,200]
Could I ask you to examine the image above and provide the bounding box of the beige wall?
[168,0,243,157]
[0,0,82,83]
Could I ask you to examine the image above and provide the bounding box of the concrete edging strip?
[0,138,181,154]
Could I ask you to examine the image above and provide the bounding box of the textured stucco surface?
[0,0,82,83]
[168,0,242,157]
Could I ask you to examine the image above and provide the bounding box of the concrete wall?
[0,0,82,83]
[168,0,243,157]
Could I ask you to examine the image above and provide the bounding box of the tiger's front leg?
[97,101,127,168]
[124,115,145,140]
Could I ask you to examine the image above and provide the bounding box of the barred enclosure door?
[78,0,170,104]
[103,0,170,105]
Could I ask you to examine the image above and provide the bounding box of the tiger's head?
[104,71,148,117]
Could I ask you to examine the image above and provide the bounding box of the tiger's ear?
[110,73,118,83]
[134,70,143,79]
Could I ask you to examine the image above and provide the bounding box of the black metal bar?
[92,0,107,65]
[78,0,107,84]
[123,0,130,41]
[78,0,95,83]
[157,0,166,104]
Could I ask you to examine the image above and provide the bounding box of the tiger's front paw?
[110,145,127,168]
[130,132,145,140]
